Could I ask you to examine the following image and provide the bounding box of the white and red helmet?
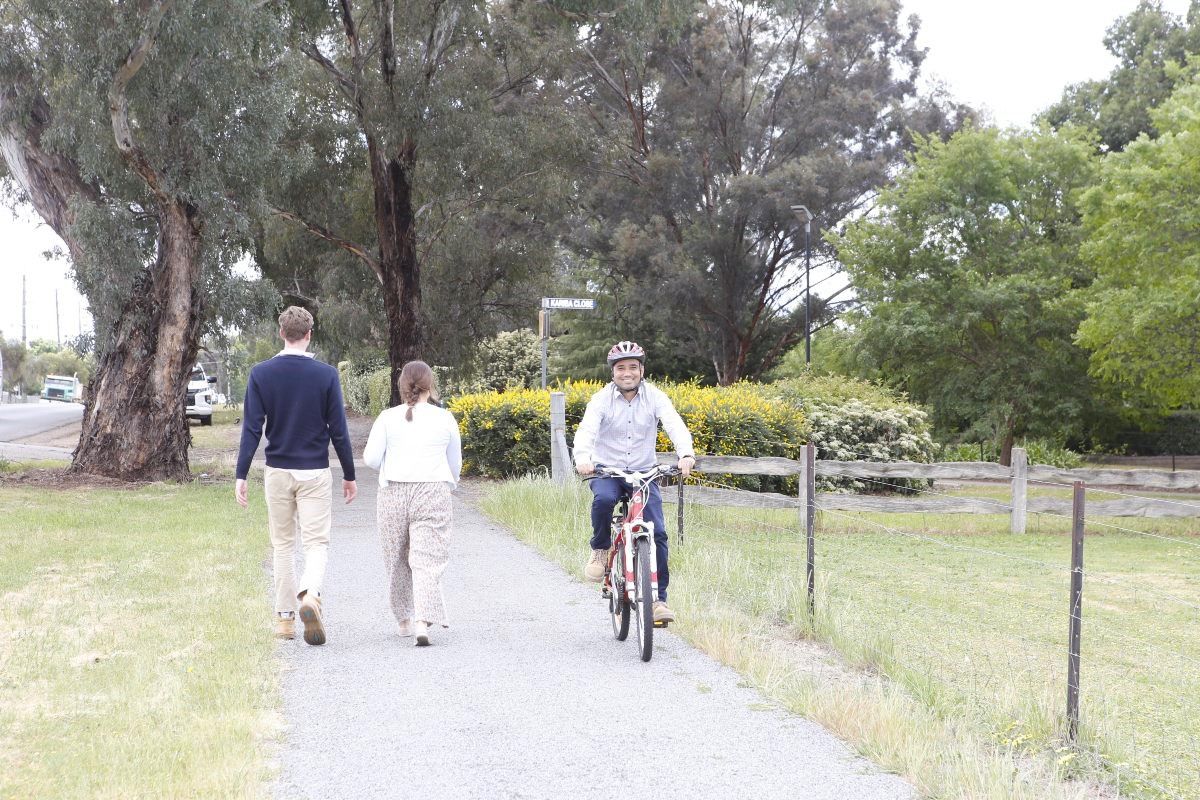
[606,340,646,366]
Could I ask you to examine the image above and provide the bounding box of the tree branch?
[108,0,174,205]
[270,205,382,282]
[379,0,396,81]
[299,42,359,108]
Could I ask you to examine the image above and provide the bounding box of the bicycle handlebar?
[589,463,682,483]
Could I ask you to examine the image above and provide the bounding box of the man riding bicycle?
[574,341,696,623]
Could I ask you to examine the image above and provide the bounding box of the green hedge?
[941,438,1083,469]
[338,362,392,417]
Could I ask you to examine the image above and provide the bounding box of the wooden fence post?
[803,444,816,619]
[550,392,566,485]
[1011,446,1028,534]
[676,478,685,544]
[1066,481,1085,742]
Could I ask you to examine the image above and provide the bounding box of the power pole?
[22,274,27,345]
[56,289,61,347]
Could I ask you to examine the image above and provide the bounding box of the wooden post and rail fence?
[549,391,1200,529]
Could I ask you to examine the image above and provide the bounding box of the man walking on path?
[235,306,357,646]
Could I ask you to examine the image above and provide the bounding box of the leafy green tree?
[1077,76,1200,415]
[0,336,28,393]
[268,0,584,401]
[0,1,287,480]
[563,0,969,385]
[1041,0,1200,152]
[835,126,1100,465]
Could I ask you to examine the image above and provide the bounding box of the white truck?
[186,364,218,426]
[41,374,83,403]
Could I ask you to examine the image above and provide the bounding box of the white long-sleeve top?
[363,402,462,488]
[572,381,694,471]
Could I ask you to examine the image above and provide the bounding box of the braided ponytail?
[397,360,436,421]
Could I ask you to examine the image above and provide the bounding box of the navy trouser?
[589,477,669,602]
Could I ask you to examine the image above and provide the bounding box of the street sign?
[541,297,596,310]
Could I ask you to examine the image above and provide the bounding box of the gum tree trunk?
[72,202,204,481]
[370,139,424,407]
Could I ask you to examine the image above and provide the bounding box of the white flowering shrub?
[756,377,936,493]
[806,400,937,492]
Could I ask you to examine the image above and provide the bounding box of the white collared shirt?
[572,381,694,470]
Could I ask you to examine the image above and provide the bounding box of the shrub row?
[447,381,807,492]
[337,362,392,418]
[339,361,938,494]
[940,438,1083,469]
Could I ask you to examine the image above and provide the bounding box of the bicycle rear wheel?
[633,538,654,662]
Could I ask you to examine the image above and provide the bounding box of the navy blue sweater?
[235,354,356,481]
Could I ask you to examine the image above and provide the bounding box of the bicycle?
[587,463,680,662]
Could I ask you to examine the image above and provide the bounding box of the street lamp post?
[790,205,813,364]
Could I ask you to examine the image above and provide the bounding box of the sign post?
[539,297,597,389]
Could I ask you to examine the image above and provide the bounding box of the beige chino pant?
[265,466,332,614]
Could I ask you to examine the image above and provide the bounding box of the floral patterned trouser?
[377,481,453,628]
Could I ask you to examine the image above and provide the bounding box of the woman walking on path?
[364,361,462,646]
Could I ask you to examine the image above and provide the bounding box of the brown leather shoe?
[652,601,676,623]
[298,593,325,646]
[275,615,295,640]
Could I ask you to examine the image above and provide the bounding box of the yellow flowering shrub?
[448,380,807,488]
[658,382,808,492]
[448,381,601,478]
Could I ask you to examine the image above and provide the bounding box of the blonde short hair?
[278,306,314,342]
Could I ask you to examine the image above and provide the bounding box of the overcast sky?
[1,0,1193,345]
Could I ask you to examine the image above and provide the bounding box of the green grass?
[0,482,276,799]
[0,458,71,474]
[481,477,1200,800]
[189,407,243,452]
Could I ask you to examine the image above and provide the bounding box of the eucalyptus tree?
[0,1,288,481]
[270,0,583,401]
[561,0,965,385]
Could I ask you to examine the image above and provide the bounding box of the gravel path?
[273,466,914,800]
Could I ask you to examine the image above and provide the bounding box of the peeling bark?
[73,202,204,481]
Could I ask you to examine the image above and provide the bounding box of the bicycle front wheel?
[633,537,654,662]
[610,583,630,641]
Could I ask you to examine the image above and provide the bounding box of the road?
[0,402,84,442]
[274,468,914,800]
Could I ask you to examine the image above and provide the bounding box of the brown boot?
[298,592,325,646]
[584,549,607,582]
[275,614,295,640]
